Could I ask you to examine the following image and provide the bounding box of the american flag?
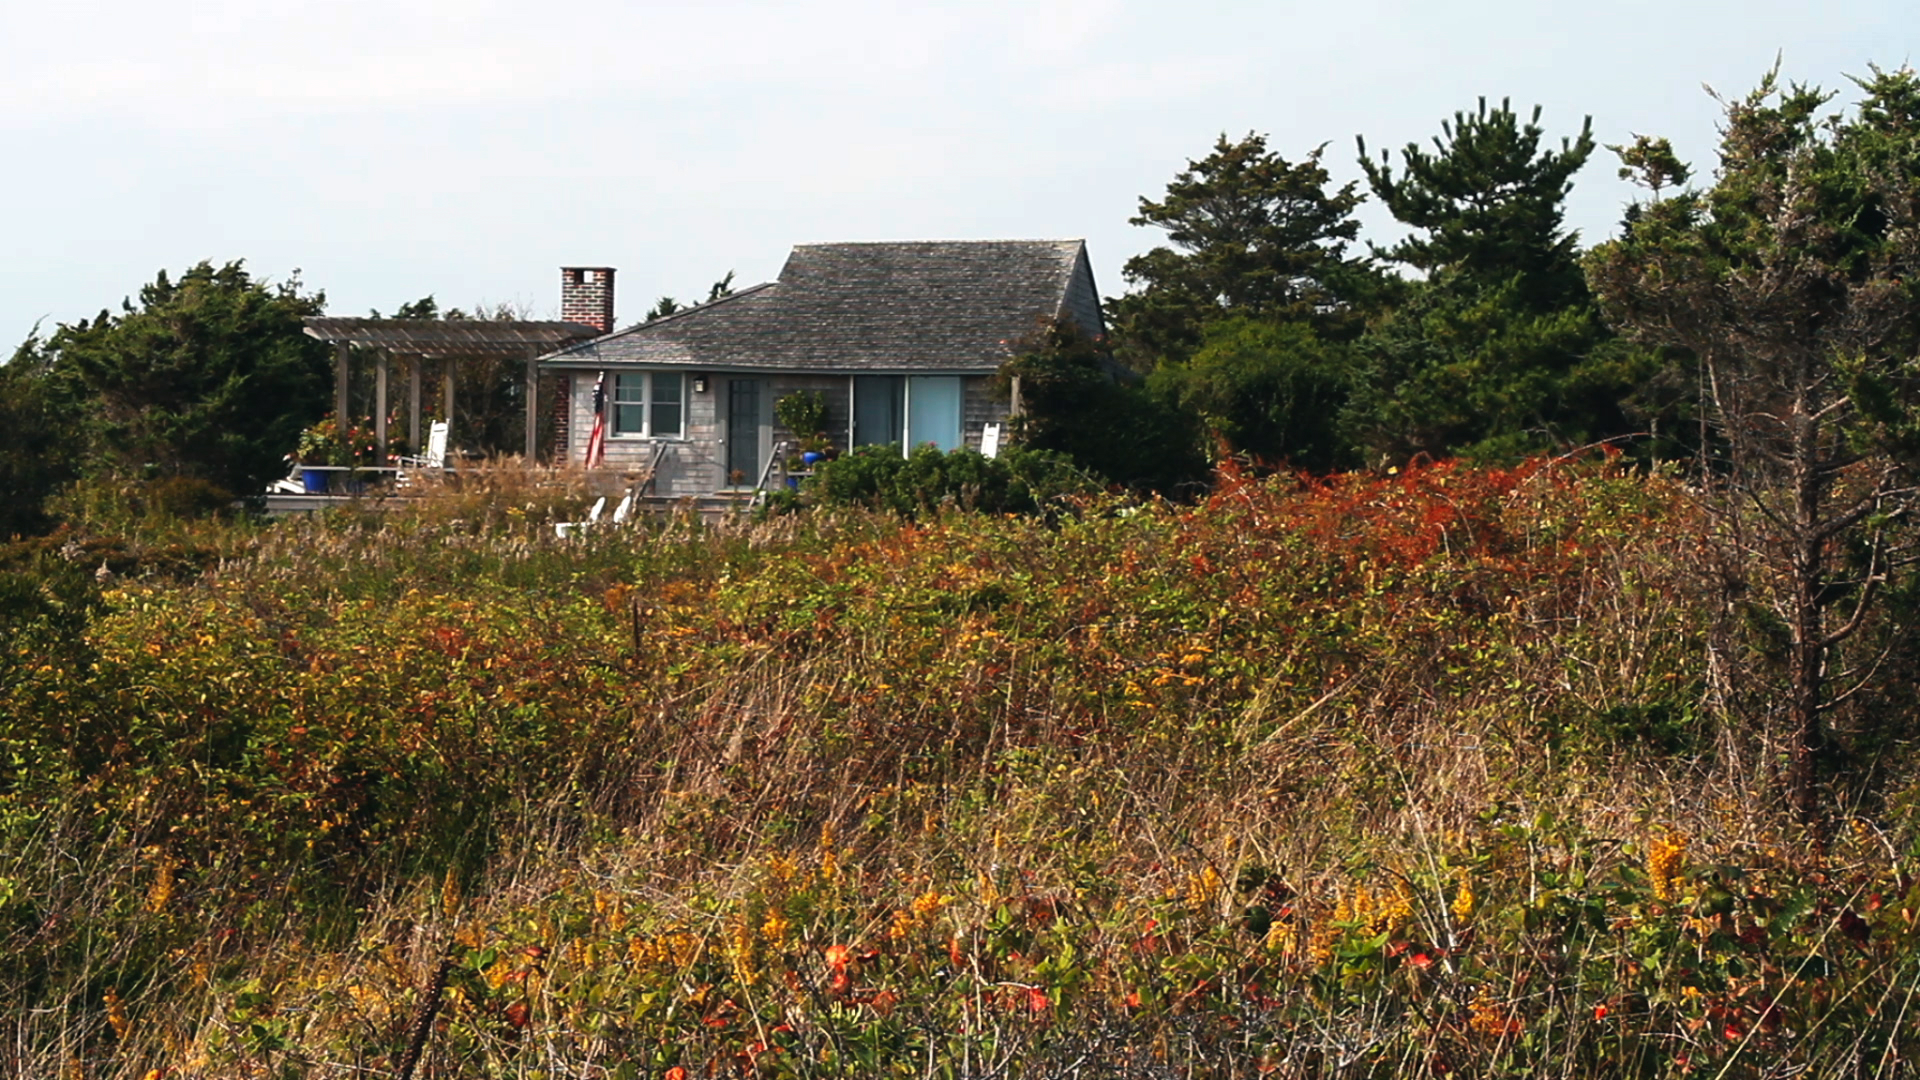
[585,372,608,468]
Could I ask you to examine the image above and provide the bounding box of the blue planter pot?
[301,468,330,494]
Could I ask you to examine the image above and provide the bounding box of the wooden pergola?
[302,319,601,459]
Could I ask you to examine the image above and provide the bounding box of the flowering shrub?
[293,413,408,467]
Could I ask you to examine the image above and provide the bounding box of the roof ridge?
[614,279,775,333]
[550,280,777,357]
[789,238,1084,248]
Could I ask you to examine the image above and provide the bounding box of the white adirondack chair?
[555,496,608,539]
[396,421,452,489]
[421,421,449,468]
[399,421,449,469]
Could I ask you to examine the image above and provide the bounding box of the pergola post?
[407,356,422,451]
[524,347,541,460]
[442,363,455,446]
[375,353,389,459]
[334,342,351,422]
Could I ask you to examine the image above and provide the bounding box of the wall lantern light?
[692,375,708,394]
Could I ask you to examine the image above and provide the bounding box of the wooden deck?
[261,490,765,524]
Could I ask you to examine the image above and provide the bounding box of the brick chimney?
[560,266,616,333]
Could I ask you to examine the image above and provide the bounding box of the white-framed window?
[611,372,685,438]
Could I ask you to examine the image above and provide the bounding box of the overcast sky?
[2,0,1913,343]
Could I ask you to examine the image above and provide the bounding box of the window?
[853,376,903,447]
[854,375,963,452]
[611,372,685,438]
[906,376,962,451]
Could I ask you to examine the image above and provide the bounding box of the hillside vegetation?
[5,462,1920,1079]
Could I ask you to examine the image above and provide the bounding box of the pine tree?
[0,336,82,536]
[1108,133,1377,368]
[1345,100,1647,463]
[1587,66,1920,820]
[1359,98,1595,306]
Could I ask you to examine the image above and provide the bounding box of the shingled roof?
[541,240,1098,373]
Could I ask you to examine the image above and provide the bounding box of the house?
[536,240,1105,497]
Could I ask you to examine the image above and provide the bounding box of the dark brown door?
[727,379,761,484]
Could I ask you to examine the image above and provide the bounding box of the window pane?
[854,376,904,447]
[612,374,645,435]
[907,376,962,451]
[650,373,683,436]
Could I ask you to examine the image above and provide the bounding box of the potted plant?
[775,390,835,475]
[293,417,347,492]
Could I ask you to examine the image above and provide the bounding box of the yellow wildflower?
[104,988,130,1040]
[145,852,175,914]
[1185,866,1222,910]
[911,889,954,916]
[1467,989,1523,1038]
[767,853,800,885]
[1263,918,1299,956]
[889,908,917,940]
[725,915,758,986]
[439,870,462,916]
[1452,875,1476,923]
[761,909,791,947]
[1648,834,1688,902]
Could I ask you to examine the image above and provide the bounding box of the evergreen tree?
[0,335,83,536]
[1359,98,1595,305]
[1343,273,1612,463]
[1587,65,1920,819]
[1346,100,1651,463]
[1108,134,1377,368]
[45,261,330,499]
[644,271,737,324]
[999,318,1205,493]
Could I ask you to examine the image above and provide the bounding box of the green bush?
[808,443,1091,517]
[998,316,1208,492]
